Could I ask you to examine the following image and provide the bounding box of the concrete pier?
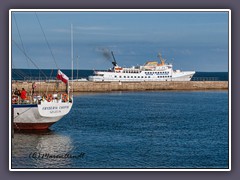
[12,81,228,93]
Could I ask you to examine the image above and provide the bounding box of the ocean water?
[12,69,229,81]
[11,91,229,169]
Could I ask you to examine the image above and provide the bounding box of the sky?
[11,10,229,72]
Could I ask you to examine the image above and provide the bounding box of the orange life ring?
[62,93,68,102]
[46,94,53,102]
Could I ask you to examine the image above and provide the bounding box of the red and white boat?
[11,20,75,130]
[12,70,73,130]
[12,93,73,130]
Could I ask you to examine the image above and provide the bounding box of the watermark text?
[29,152,85,159]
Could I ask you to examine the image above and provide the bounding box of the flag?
[57,70,69,84]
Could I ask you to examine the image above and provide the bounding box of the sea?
[11,91,229,169]
[12,69,229,81]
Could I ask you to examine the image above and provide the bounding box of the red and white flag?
[57,70,69,84]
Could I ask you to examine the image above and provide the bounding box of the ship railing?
[12,93,72,105]
[94,69,113,73]
[25,77,58,82]
[11,95,38,105]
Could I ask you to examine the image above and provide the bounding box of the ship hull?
[88,71,195,82]
[12,102,72,130]
[13,122,55,130]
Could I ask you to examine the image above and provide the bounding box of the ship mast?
[158,52,165,65]
[71,24,74,95]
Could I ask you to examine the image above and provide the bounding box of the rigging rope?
[12,70,27,80]
[14,107,34,119]
[13,14,32,77]
[35,12,59,69]
[12,40,48,79]
[12,63,29,80]
[35,12,60,95]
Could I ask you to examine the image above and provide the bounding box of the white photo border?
[9,9,231,171]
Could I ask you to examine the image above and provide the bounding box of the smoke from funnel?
[97,48,112,62]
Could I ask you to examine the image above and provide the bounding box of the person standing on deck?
[20,88,27,100]
[32,82,36,95]
[14,88,20,96]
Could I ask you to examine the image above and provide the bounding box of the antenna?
[157,52,162,60]
[158,52,165,64]
[77,55,79,80]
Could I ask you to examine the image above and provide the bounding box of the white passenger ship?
[89,53,195,82]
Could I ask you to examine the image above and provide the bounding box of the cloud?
[75,26,109,31]
[50,28,70,33]
[50,26,146,39]
[172,49,192,56]
[51,26,122,33]
[211,48,227,52]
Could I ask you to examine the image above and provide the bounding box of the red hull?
[14,122,55,130]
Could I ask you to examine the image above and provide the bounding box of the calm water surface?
[12,91,229,169]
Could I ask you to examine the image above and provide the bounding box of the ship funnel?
[111,51,118,67]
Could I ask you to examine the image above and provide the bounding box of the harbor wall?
[12,81,228,93]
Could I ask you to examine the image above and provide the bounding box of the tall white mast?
[71,24,73,94]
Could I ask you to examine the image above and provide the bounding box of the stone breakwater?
[12,81,228,92]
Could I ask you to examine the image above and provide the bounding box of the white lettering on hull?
[38,102,72,117]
